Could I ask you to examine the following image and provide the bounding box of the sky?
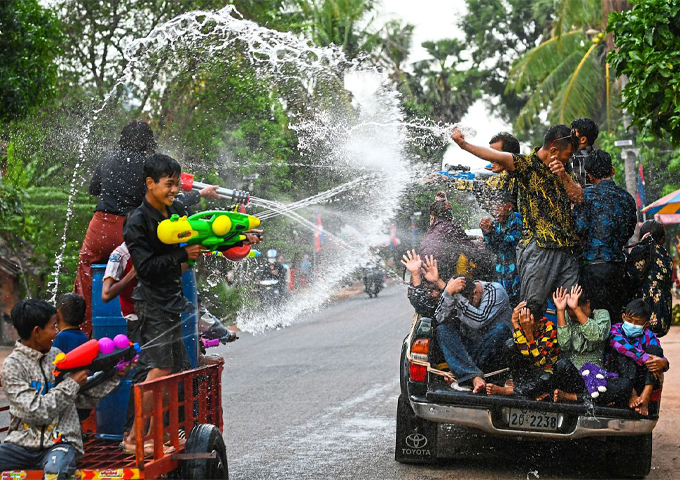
[377,0,511,170]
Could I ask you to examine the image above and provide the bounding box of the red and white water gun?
[180,172,250,205]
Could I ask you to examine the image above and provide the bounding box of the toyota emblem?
[405,433,428,449]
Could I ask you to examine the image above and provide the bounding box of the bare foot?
[629,391,642,410]
[635,395,650,416]
[486,383,513,396]
[121,439,155,456]
[472,376,486,394]
[536,392,551,401]
[553,389,578,403]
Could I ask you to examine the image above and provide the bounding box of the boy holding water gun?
[0,300,120,479]
[122,154,260,453]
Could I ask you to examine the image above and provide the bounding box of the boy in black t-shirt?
[121,154,260,454]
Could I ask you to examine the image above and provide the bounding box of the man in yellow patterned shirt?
[451,125,583,317]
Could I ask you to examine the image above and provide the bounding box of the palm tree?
[506,0,630,132]
[291,0,378,60]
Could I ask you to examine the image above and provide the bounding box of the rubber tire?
[607,433,652,478]
[181,424,229,479]
[395,393,438,464]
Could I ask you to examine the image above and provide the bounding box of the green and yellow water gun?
[158,210,261,264]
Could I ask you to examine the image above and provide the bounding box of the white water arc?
[49,6,419,332]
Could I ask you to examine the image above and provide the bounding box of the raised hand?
[549,159,567,179]
[511,300,527,328]
[450,127,465,147]
[567,284,582,310]
[400,249,422,274]
[445,276,466,295]
[479,217,494,233]
[519,307,535,342]
[552,287,568,311]
[422,255,440,283]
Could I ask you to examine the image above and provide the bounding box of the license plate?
[508,409,559,431]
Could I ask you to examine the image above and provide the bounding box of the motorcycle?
[363,264,384,298]
[259,278,282,307]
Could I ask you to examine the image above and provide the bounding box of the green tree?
[292,0,378,59]
[458,0,553,141]
[405,39,483,125]
[607,0,680,145]
[505,0,630,133]
[0,0,63,124]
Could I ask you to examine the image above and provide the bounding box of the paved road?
[212,285,680,479]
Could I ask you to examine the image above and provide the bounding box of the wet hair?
[144,154,181,183]
[56,293,86,327]
[429,198,453,221]
[11,299,57,340]
[119,120,157,154]
[489,132,520,154]
[624,298,651,321]
[487,186,514,209]
[584,149,613,180]
[459,276,476,301]
[526,301,545,322]
[577,289,590,307]
[639,220,666,245]
[542,124,573,151]
[570,118,599,146]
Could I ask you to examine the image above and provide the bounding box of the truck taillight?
[409,362,427,382]
[411,338,430,362]
[409,338,430,382]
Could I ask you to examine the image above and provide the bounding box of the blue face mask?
[622,321,645,338]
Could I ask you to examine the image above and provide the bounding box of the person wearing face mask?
[606,299,669,416]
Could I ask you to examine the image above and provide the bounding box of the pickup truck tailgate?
[409,385,658,440]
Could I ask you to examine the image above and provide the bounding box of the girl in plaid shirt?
[606,299,669,415]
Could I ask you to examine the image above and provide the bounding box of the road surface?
[213,285,680,479]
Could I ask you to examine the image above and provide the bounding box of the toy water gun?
[53,334,140,391]
[205,247,261,261]
[201,338,221,349]
[158,210,261,265]
[438,163,476,180]
[181,172,250,205]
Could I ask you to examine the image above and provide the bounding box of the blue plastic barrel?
[91,264,121,318]
[90,264,199,437]
[181,269,199,369]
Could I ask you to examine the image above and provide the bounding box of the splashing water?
[47,5,436,332]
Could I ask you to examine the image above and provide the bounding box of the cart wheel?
[181,424,229,479]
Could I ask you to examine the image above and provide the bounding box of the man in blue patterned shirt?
[481,188,523,307]
[573,149,637,317]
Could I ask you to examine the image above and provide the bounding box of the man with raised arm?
[450,125,583,316]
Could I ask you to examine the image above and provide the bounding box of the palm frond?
[506,30,586,93]
[514,51,582,131]
[554,0,600,38]
[552,46,605,124]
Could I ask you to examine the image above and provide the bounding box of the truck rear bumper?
[411,399,657,440]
